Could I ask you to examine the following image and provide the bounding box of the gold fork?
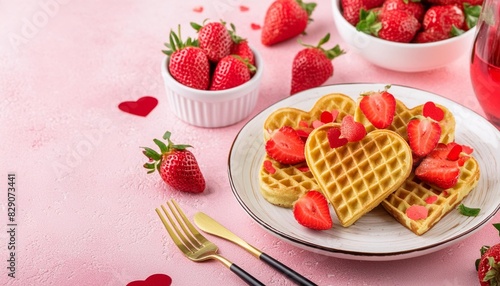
[156,200,264,286]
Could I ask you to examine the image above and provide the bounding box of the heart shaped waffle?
[264,93,356,140]
[305,124,413,227]
[259,93,356,208]
[354,98,456,144]
[382,156,480,235]
[259,156,319,208]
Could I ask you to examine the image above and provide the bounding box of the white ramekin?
[161,48,263,128]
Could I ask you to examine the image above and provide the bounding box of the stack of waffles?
[259,90,480,235]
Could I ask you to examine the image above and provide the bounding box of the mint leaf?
[458,204,480,216]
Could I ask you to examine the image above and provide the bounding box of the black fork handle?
[230,263,265,286]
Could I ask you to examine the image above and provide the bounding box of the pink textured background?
[1,0,499,285]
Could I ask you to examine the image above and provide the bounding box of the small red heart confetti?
[320,111,334,123]
[423,101,444,121]
[264,160,276,174]
[327,127,348,148]
[118,96,158,117]
[240,5,249,11]
[127,274,172,286]
[446,144,463,161]
[251,23,261,30]
[312,120,324,129]
[406,205,428,220]
[193,6,203,13]
[340,115,366,142]
[425,195,438,204]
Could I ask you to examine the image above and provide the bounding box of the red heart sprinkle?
[263,160,276,174]
[423,101,444,121]
[240,5,249,11]
[193,6,203,13]
[118,96,158,117]
[406,205,428,220]
[340,115,366,142]
[327,127,348,149]
[251,23,261,30]
[320,110,334,123]
[446,144,462,161]
[127,274,172,286]
[425,195,438,204]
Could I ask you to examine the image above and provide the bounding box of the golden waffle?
[354,99,456,143]
[264,93,356,140]
[382,157,480,235]
[259,156,319,208]
[305,124,413,227]
[259,93,356,208]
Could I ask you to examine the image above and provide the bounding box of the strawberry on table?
[142,131,206,193]
[163,27,210,90]
[261,0,317,46]
[359,86,396,129]
[407,116,442,157]
[290,33,345,95]
[191,20,233,62]
[265,126,306,164]
[210,55,254,90]
[477,224,500,285]
[293,191,333,230]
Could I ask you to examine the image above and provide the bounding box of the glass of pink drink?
[470,0,500,130]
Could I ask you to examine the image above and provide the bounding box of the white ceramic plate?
[228,83,500,261]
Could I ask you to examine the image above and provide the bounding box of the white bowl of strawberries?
[161,22,263,128]
[331,0,479,72]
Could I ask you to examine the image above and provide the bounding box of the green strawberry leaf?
[464,3,482,29]
[356,9,381,37]
[142,147,162,161]
[458,204,480,216]
[154,138,168,153]
[494,223,500,236]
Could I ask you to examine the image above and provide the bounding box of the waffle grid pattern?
[306,127,412,227]
[382,157,480,235]
[259,156,319,208]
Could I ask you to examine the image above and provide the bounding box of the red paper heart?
[127,274,172,286]
[327,127,348,148]
[118,96,158,117]
[423,101,444,121]
[251,23,261,30]
[193,6,203,13]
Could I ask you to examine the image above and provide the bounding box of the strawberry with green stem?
[142,131,206,193]
[477,224,500,285]
[290,33,345,95]
[261,0,317,46]
[229,23,255,65]
[163,26,210,90]
[191,20,233,62]
[356,8,421,43]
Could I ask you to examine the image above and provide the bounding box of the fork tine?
[170,200,209,245]
[156,204,196,253]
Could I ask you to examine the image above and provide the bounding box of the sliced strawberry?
[407,116,442,157]
[341,115,366,142]
[423,101,445,121]
[293,191,333,230]
[359,87,396,129]
[446,144,463,161]
[265,126,306,164]
[415,153,460,189]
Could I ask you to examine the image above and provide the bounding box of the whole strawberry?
[142,131,206,193]
[357,9,421,43]
[163,27,210,90]
[290,33,345,95]
[341,0,385,26]
[421,4,465,41]
[477,225,500,286]
[191,20,233,62]
[210,55,255,90]
[261,0,317,46]
[382,0,425,22]
[229,23,255,65]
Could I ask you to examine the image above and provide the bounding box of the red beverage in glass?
[470,7,500,130]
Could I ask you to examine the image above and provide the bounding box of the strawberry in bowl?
[161,22,263,128]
